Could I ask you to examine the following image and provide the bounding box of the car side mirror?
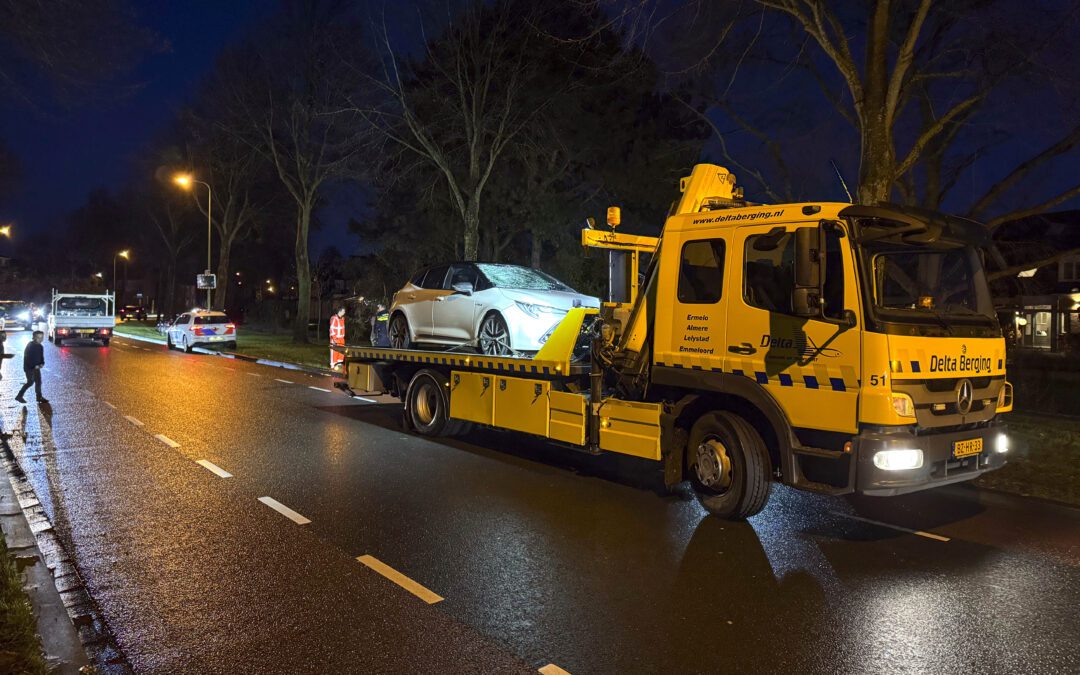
[793,225,822,318]
[451,281,474,296]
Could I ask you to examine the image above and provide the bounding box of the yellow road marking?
[539,665,572,675]
[356,555,443,604]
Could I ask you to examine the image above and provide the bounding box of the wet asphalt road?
[1,330,1078,674]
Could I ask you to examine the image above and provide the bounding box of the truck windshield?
[867,245,995,323]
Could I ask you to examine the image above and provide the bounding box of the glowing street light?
[0,224,11,238]
[173,172,213,309]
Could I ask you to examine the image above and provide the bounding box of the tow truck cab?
[615,164,1011,500]
[343,164,1012,519]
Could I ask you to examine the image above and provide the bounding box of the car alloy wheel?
[389,314,410,350]
[478,313,512,356]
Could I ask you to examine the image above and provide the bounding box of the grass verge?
[975,412,1080,506]
[113,322,331,370]
[0,533,48,675]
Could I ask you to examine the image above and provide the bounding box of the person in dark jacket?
[15,330,48,404]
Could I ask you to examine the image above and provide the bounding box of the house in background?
[992,210,1080,352]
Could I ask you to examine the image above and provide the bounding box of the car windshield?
[56,298,106,315]
[868,245,995,321]
[194,315,231,325]
[475,264,573,291]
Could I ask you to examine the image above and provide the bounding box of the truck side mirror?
[793,226,822,318]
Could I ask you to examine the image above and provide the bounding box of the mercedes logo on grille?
[956,378,974,415]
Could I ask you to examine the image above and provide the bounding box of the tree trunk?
[164,261,177,322]
[292,203,312,344]
[857,114,896,204]
[215,235,234,311]
[463,201,480,261]
[531,231,543,269]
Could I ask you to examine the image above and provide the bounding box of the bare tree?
[145,190,196,322]
[182,114,264,310]
[358,0,556,261]
[219,0,369,343]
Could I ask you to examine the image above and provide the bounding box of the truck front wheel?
[688,411,771,520]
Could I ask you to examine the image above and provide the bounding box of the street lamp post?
[173,174,213,309]
[113,250,130,301]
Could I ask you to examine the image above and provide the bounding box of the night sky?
[0,0,357,255]
[1,1,1078,258]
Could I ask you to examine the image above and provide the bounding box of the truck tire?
[389,313,411,350]
[54,336,62,347]
[687,411,771,520]
[405,369,450,436]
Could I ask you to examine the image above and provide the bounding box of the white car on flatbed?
[47,291,116,346]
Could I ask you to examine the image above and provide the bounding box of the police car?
[165,310,237,352]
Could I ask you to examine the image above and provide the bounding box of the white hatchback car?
[166,310,237,352]
[388,262,600,355]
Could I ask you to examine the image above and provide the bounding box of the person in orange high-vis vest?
[329,307,346,370]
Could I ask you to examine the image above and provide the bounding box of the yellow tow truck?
[340,164,1013,519]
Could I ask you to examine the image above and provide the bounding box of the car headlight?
[16,311,30,321]
[515,301,566,319]
[873,448,923,471]
[890,393,916,418]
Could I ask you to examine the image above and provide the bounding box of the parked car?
[388,262,600,355]
[0,301,32,330]
[118,304,147,321]
[165,310,237,352]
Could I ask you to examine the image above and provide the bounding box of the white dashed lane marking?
[103,401,117,409]
[308,386,332,393]
[154,434,180,448]
[196,460,233,478]
[274,378,293,384]
[257,497,311,525]
[356,555,443,604]
[246,372,261,378]
[354,396,377,403]
[831,512,950,542]
[124,415,144,427]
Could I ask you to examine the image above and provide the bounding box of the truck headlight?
[995,433,1008,454]
[515,301,565,319]
[16,311,30,321]
[890,393,916,418]
[873,448,923,471]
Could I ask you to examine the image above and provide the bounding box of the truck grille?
[894,376,1004,428]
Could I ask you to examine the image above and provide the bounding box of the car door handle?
[728,343,757,355]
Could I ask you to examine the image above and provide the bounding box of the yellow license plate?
[953,438,983,458]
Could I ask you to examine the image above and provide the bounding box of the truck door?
[653,234,729,370]
[728,221,861,434]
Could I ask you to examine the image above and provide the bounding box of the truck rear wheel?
[406,370,451,436]
[688,411,771,520]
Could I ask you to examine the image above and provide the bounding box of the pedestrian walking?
[15,330,48,404]
[370,303,390,347]
[0,329,9,380]
[329,307,346,370]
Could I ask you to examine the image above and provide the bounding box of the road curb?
[113,329,339,378]
[0,439,94,673]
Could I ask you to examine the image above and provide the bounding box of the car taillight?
[58,328,69,335]
[99,328,111,335]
